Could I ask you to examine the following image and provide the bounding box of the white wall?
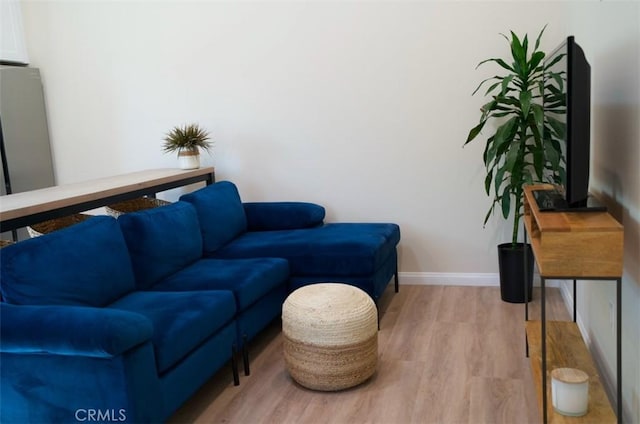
[19,1,640,421]
[20,0,574,275]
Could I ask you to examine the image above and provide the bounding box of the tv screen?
[543,36,592,208]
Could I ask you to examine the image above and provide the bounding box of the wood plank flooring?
[169,285,570,424]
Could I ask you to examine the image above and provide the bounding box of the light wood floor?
[169,285,570,424]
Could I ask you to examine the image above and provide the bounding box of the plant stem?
[512,121,528,247]
[512,194,521,246]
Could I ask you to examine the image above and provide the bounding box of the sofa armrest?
[0,303,153,358]
[243,202,325,231]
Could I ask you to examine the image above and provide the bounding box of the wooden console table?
[523,184,623,423]
[0,167,215,232]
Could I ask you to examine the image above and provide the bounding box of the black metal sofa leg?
[231,344,240,386]
[242,335,250,376]
[395,267,399,293]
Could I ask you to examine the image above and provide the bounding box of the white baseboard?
[398,272,560,288]
[398,272,499,286]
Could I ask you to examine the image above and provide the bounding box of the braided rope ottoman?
[282,283,378,391]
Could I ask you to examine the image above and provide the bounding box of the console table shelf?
[0,167,215,233]
[525,321,616,423]
[523,185,623,278]
[523,184,623,424]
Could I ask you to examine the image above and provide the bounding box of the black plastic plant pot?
[498,242,534,303]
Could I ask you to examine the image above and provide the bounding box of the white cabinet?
[1,1,29,65]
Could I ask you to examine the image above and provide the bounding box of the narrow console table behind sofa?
[0,167,215,233]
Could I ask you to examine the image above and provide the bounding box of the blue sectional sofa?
[0,181,400,423]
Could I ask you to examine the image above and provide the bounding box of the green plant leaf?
[465,120,486,145]
[483,204,495,227]
[484,80,503,96]
[529,51,545,74]
[484,169,493,195]
[504,137,521,173]
[500,75,515,96]
[510,31,525,65]
[544,137,561,170]
[533,148,544,180]
[485,140,498,167]
[477,58,515,73]
[532,104,544,131]
[501,193,511,219]
[544,53,565,71]
[494,163,508,196]
[534,24,547,51]
[491,111,515,118]
[498,116,518,142]
[472,75,502,96]
[547,116,566,139]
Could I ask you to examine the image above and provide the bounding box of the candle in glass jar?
[551,367,589,416]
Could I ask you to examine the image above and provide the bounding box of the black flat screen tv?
[536,36,604,212]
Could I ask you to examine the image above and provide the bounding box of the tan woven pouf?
[282,283,378,391]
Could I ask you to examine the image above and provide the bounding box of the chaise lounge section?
[181,181,401,303]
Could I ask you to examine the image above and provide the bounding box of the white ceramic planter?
[178,149,200,170]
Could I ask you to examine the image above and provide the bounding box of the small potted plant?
[162,123,213,170]
[464,26,564,302]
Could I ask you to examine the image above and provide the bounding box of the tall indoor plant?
[464,27,563,302]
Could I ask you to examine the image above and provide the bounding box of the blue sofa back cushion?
[117,201,203,290]
[0,216,136,307]
[243,202,325,231]
[180,181,247,254]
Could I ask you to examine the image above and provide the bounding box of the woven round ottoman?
[282,283,378,391]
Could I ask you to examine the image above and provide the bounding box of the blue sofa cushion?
[118,201,203,289]
[243,202,325,231]
[0,216,136,307]
[180,181,247,254]
[107,290,236,374]
[211,223,401,277]
[152,257,289,311]
[0,303,153,358]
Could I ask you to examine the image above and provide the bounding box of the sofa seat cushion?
[118,201,203,289]
[0,216,136,307]
[152,258,289,311]
[180,181,247,254]
[107,290,236,374]
[211,223,401,277]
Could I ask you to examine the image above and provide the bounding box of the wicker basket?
[0,239,14,248]
[105,197,171,218]
[27,214,92,238]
